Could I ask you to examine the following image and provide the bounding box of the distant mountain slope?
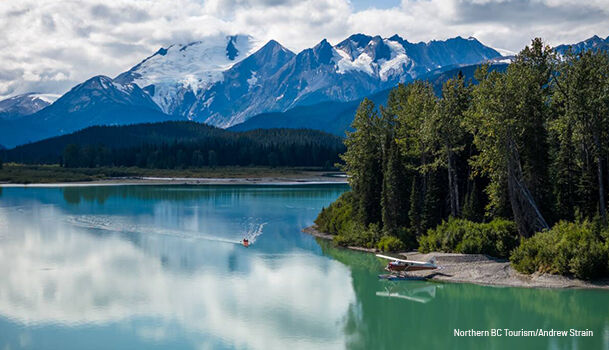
[230,62,508,136]
[555,35,609,55]
[229,89,391,136]
[3,121,345,168]
[0,93,59,120]
[0,76,176,148]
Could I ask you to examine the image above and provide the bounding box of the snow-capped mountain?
[178,34,501,127]
[1,33,503,147]
[114,35,262,116]
[190,39,296,127]
[555,35,609,55]
[219,34,500,126]
[0,93,60,120]
[0,76,176,148]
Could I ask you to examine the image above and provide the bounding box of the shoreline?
[0,174,349,187]
[303,226,609,290]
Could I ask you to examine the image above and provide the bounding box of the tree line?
[317,39,609,278]
[2,122,345,169]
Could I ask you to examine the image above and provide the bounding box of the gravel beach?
[303,226,609,290]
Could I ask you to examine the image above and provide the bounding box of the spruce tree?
[381,135,410,236]
[341,98,384,226]
[422,173,442,231]
[408,175,423,236]
[462,180,484,222]
[430,74,472,217]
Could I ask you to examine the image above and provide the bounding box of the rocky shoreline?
[303,226,609,290]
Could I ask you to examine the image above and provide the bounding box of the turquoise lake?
[0,184,607,349]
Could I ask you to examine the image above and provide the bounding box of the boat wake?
[242,222,267,244]
[65,215,267,246]
[66,215,266,244]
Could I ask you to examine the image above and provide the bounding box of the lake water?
[0,184,607,350]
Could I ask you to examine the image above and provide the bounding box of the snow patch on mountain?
[247,72,259,89]
[378,39,411,81]
[30,93,61,104]
[116,35,262,114]
[332,37,412,82]
[494,47,516,56]
[335,49,374,75]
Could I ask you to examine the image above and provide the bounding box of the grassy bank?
[0,163,342,184]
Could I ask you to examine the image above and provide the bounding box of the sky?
[1,0,608,100]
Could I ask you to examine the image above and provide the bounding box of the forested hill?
[2,121,345,168]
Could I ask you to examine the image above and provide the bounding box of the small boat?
[242,239,249,247]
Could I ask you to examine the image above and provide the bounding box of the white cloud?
[0,0,608,99]
[0,206,356,349]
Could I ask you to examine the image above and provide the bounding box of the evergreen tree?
[421,173,442,231]
[208,150,218,168]
[462,180,484,222]
[381,135,410,236]
[553,49,609,224]
[429,74,472,217]
[408,175,423,235]
[192,150,205,167]
[466,40,556,236]
[63,144,82,168]
[341,98,385,226]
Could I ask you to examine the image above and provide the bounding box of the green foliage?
[421,173,442,231]
[465,40,556,236]
[62,144,82,168]
[381,135,410,236]
[333,222,383,249]
[510,221,609,280]
[551,49,609,222]
[418,218,519,259]
[6,122,345,169]
[314,192,355,235]
[462,180,485,222]
[208,150,218,168]
[341,98,384,226]
[377,235,405,252]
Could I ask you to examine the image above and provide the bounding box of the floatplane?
[376,254,439,280]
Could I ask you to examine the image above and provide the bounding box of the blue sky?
[350,0,400,10]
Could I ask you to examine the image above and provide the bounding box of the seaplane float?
[376,254,439,280]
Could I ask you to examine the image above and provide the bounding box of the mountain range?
[555,35,609,55]
[0,34,606,149]
[0,93,59,120]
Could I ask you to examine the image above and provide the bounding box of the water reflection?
[376,282,439,304]
[0,185,608,350]
[0,185,353,350]
[319,239,609,350]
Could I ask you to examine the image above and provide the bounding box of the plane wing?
[376,254,437,267]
